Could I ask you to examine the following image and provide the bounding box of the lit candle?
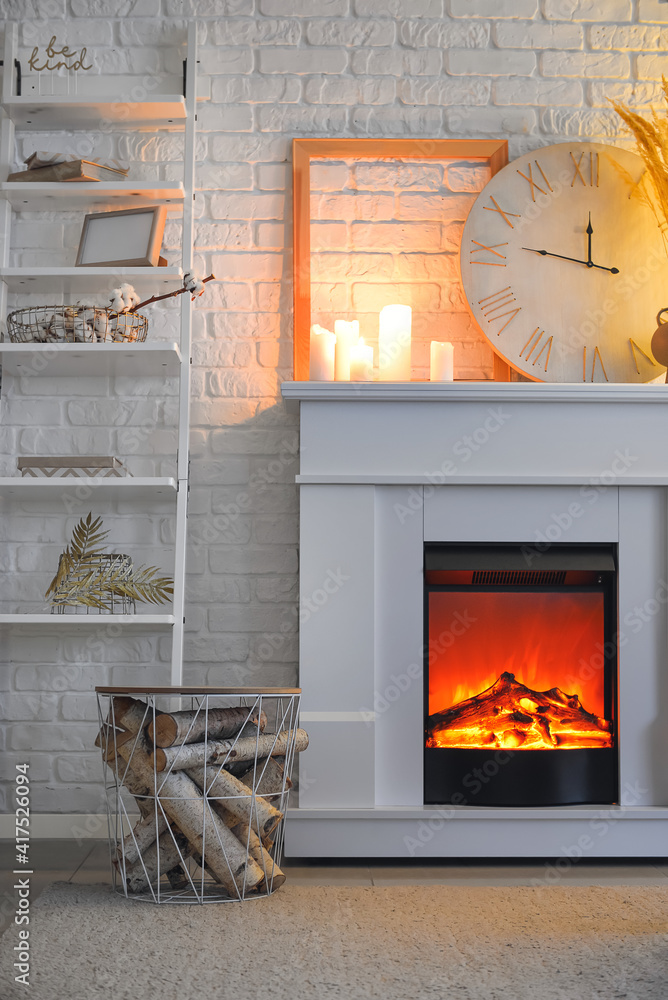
[309,324,336,381]
[349,337,374,381]
[334,319,360,381]
[378,304,411,381]
[430,341,454,381]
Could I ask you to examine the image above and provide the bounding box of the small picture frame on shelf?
[76,205,166,267]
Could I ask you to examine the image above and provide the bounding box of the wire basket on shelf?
[50,553,137,615]
[6,305,148,344]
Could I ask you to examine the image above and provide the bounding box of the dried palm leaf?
[46,513,173,609]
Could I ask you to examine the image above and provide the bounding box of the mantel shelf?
[0,181,185,211]
[281,380,668,407]
[0,266,183,293]
[2,95,187,130]
[0,477,177,500]
[0,341,181,376]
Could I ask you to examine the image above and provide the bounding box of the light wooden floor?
[1,839,666,936]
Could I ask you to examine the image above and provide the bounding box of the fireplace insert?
[424,543,618,807]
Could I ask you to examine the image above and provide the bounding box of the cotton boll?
[72,317,93,343]
[94,312,109,342]
[184,271,205,297]
[119,282,140,310]
[109,289,126,313]
[49,313,67,340]
[33,322,50,343]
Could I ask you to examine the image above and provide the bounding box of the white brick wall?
[1,0,667,816]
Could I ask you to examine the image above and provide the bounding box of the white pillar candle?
[334,319,360,381]
[378,304,412,381]
[309,324,336,381]
[349,337,374,382]
[430,341,454,382]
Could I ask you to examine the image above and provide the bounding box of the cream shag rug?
[1,882,666,1000]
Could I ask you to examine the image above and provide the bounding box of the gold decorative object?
[612,84,668,380]
[46,513,173,614]
[28,36,92,74]
[611,81,668,249]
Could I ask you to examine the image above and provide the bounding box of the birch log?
[188,766,283,837]
[115,732,265,895]
[103,744,156,820]
[239,756,290,799]
[230,821,286,890]
[148,706,267,748]
[118,812,168,867]
[117,828,191,895]
[97,696,156,744]
[152,728,310,773]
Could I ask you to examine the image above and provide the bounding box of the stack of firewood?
[96,695,308,898]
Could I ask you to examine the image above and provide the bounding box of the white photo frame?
[76,205,167,267]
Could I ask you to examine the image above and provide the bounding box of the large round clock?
[460,141,668,383]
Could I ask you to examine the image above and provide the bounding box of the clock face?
[460,141,668,383]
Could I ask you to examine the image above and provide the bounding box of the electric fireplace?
[424,543,618,807]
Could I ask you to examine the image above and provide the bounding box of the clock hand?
[586,212,593,266]
[521,247,619,274]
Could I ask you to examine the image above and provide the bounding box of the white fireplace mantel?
[282,380,668,858]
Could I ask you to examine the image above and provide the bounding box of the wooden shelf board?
[2,95,187,130]
[0,341,181,376]
[0,477,177,500]
[0,266,183,293]
[0,182,185,211]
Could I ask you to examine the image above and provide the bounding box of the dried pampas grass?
[611,79,668,248]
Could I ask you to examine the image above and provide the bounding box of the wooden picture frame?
[292,138,509,382]
[76,205,167,267]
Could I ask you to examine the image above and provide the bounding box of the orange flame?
[428,591,613,750]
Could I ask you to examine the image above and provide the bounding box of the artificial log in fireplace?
[424,544,618,807]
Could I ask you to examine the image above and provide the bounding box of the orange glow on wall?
[292,139,509,382]
[427,591,613,750]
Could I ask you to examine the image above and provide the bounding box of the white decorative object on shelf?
[430,342,454,382]
[77,205,167,268]
[18,456,129,478]
[334,319,359,381]
[309,324,336,380]
[378,304,411,381]
[349,338,374,382]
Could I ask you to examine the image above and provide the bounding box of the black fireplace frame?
[423,543,619,808]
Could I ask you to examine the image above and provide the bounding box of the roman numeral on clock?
[470,238,508,266]
[520,328,553,371]
[516,161,552,201]
[478,286,521,335]
[482,195,521,229]
[571,150,599,188]
[583,345,608,381]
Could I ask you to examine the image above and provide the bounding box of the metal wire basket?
[50,553,137,615]
[6,305,148,344]
[96,688,306,904]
